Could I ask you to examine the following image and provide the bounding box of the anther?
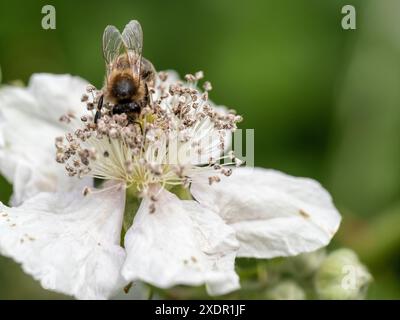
[83,186,91,196]
[208,176,221,185]
[203,81,212,91]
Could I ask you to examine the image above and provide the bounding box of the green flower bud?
[315,248,372,300]
[286,249,327,277]
[265,280,306,300]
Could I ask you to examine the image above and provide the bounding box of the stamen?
[56,71,243,200]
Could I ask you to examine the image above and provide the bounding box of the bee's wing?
[121,20,143,76]
[102,25,124,74]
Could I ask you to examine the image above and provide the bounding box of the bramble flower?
[0,72,341,299]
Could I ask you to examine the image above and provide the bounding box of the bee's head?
[110,73,137,102]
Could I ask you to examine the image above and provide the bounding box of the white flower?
[0,72,341,299]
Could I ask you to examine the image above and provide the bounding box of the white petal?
[27,73,88,122]
[0,183,126,299]
[122,189,240,296]
[191,167,341,258]
[0,74,91,204]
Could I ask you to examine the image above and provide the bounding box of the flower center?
[55,71,243,200]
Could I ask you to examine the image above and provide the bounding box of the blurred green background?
[0,0,399,299]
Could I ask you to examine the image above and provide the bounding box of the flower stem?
[120,187,142,247]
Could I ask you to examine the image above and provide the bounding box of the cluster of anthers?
[55,71,243,206]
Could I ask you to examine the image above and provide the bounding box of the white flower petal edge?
[28,73,88,124]
[191,167,341,259]
[0,74,91,205]
[0,183,126,300]
[122,189,240,296]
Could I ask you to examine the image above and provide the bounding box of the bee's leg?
[94,94,104,124]
[133,120,144,135]
[126,102,144,134]
[144,83,153,107]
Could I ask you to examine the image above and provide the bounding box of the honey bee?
[95,20,156,124]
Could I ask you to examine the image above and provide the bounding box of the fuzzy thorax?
[106,71,145,104]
